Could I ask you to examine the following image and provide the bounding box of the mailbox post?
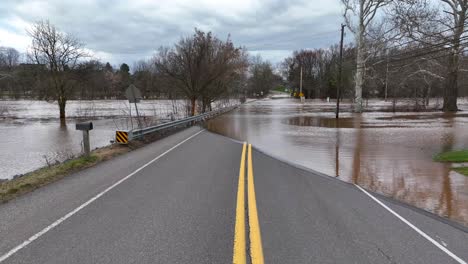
[76,122,93,156]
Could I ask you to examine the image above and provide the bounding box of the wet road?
[0,127,467,263]
[206,98,468,226]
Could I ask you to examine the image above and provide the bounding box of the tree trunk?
[190,97,196,116]
[354,15,365,113]
[425,84,431,106]
[443,3,465,112]
[443,54,459,112]
[202,98,207,113]
[351,116,363,183]
[58,97,66,119]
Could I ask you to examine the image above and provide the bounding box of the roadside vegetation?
[434,150,468,176]
[272,86,288,93]
[434,150,468,162]
[0,144,131,203]
[0,124,197,203]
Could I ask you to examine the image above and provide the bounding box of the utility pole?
[300,66,304,102]
[299,66,302,95]
[336,24,345,119]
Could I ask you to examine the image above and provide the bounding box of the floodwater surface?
[206,99,468,226]
[0,99,230,179]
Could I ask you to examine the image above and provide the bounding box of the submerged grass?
[434,149,468,176]
[453,167,468,176]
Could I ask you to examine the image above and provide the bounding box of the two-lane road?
[0,127,467,263]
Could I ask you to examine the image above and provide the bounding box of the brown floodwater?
[0,99,235,180]
[206,98,468,226]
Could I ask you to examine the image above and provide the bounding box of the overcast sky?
[0,0,345,68]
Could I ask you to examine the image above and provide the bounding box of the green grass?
[434,149,468,176]
[0,127,177,203]
[272,86,288,93]
[0,155,103,203]
[453,167,468,176]
[434,150,468,162]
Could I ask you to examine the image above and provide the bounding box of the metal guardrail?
[115,105,238,144]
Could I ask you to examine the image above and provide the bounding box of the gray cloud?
[0,0,344,66]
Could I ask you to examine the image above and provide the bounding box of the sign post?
[125,85,143,129]
[76,122,93,156]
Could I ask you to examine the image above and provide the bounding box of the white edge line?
[354,184,467,264]
[0,129,205,263]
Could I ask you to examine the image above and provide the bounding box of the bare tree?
[247,55,277,97]
[27,20,87,119]
[0,47,20,70]
[392,0,468,111]
[440,0,468,111]
[342,0,389,112]
[154,29,243,116]
[0,47,20,87]
[201,50,248,111]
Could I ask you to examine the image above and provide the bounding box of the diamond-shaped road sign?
[125,84,142,103]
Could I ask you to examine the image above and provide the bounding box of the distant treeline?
[4,0,468,117]
[0,23,282,118]
[0,49,279,102]
[280,44,468,109]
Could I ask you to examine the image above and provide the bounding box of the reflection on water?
[206,99,468,226]
[284,115,461,128]
[285,116,355,128]
[0,118,117,179]
[0,99,236,179]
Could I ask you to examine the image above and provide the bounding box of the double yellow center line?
[233,143,265,264]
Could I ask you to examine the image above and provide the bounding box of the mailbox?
[76,122,93,156]
[76,122,93,131]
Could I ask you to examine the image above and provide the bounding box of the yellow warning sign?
[116,131,129,144]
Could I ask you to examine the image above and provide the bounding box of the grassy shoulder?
[434,149,468,176]
[0,144,131,203]
[271,86,289,93]
[434,150,468,162]
[0,125,185,203]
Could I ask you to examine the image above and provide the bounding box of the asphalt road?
[0,127,467,263]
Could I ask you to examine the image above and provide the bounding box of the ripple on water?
[207,99,468,226]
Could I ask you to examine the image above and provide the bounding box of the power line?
[389,48,466,71]
[390,38,468,63]
[385,32,468,58]
[359,34,468,70]
[369,22,468,53]
[361,38,468,72]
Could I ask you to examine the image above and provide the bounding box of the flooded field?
[0,118,117,180]
[0,99,233,180]
[206,98,468,225]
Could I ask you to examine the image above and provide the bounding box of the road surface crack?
[377,246,397,264]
